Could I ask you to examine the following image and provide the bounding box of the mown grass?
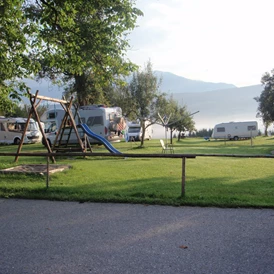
[0,136,274,208]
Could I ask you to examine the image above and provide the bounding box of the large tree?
[0,0,37,113]
[0,0,142,112]
[120,60,165,146]
[110,62,196,146]
[255,70,274,135]
[25,0,143,105]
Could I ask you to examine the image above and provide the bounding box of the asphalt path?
[0,199,273,274]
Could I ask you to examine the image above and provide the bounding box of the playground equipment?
[15,90,123,162]
[79,124,121,154]
[15,90,86,163]
[41,104,125,147]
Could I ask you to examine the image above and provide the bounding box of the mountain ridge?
[154,71,237,93]
[22,73,264,130]
[24,71,239,99]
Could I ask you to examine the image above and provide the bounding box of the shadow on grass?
[0,173,273,208]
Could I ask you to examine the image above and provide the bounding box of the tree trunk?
[178,131,181,141]
[75,74,87,105]
[140,121,145,147]
[264,125,268,136]
[170,128,173,144]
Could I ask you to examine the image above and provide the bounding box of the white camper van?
[127,121,153,141]
[211,121,258,140]
[0,116,41,145]
[40,105,126,146]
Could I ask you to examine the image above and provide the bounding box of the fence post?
[181,157,186,196]
[46,156,49,188]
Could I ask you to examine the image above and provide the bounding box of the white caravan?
[127,120,153,141]
[40,105,126,146]
[211,121,258,140]
[0,116,41,145]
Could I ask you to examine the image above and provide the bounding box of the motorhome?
[0,116,41,145]
[40,105,126,146]
[127,120,153,141]
[211,121,258,140]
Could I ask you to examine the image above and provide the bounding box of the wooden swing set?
[15,90,90,163]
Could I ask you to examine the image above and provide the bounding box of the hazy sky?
[127,0,274,87]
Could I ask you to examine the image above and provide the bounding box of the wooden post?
[14,112,32,162]
[181,157,186,196]
[250,130,253,146]
[29,90,56,163]
[46,156,49,188]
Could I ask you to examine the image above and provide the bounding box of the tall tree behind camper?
[127,61,163,146]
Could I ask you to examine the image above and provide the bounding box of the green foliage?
[0,0,143,109]
[0,0,29,82]
[195,128,213,137]
[255,70,274,134]
[127,60,165,146]
[3,102,47,118]
[0,0,37,110]
[0,88,17,114]
[163,96,195,143]
[25,0,143,104]
[109,61,195,146]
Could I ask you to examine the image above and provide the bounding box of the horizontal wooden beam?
[28,90,70,104]
[0,152,196,159]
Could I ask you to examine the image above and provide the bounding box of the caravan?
[211,121,258,140]
[40,105,126,146]
[127,120,153,141]
[0,116,41,145]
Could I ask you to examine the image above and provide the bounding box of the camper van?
[40,105,126,146]
[127,120,153,141]
[0,116,41,145]
[211,121,258,140]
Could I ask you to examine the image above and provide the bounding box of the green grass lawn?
[0,136,274,208]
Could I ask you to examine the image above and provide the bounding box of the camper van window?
[248,126,256,131]
[7,123,15,131]
[217,127,225,132]
[27,122,37,131]
[109,113,114,121]
[87,116,103,127]
[48,112,57,119]
[14,124,22,131]
[128,127,140,133]
[44,121,57,133]
[0,123,5,131]
[50,123,57,132]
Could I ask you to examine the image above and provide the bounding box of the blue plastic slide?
[79,123,121,154]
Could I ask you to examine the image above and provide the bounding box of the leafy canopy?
[26,0,143,104]
[255,70,274,128]
[0,0,143,112]
[109,60,195,146]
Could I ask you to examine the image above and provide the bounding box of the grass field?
[0,136,273,208]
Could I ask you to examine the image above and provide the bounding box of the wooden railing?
[0,152,196,195]
[1,152,274,195]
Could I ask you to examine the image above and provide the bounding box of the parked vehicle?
[0,116,41,145]
[127,120,153,141]
[211,121,258,140]
[40,105,126,146]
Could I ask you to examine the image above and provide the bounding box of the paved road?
[0,199,273,274]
